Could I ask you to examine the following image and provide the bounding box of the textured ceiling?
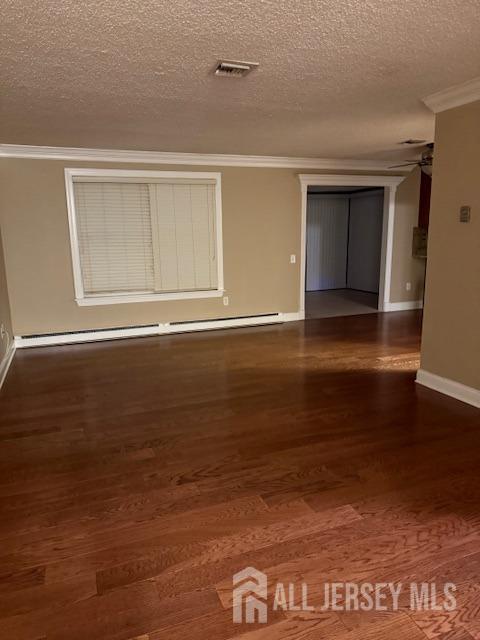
[2,0,480,160]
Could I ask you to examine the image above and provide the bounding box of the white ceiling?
[2,1,480,160]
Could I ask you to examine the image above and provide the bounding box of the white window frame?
[65,168,224,306]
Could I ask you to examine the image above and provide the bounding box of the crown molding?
[0,144,410,172]
[422,76,480,114]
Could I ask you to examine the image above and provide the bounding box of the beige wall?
[0,158,422,336]
[390,168,426,302]
[420,101,480,390]
[0,224,13,362]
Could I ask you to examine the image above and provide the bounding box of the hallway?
[305,288,379,319]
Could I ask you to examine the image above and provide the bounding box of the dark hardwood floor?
[1,311,479,640]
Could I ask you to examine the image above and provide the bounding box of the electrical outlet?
[223,296,229,306]
[0,324,5,339]
[406,282,412,292]
[290,254,296,264]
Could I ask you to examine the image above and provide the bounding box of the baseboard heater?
[14,313,295,348]
[169,313,276,326]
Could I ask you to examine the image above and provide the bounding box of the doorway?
[299,174,405,319]
[305,186,383,319]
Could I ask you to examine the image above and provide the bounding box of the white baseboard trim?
[14,311,303,348]
[383,300,423,312]
[279,311,304,322]
[416,369,480,409]
[0,342,16,391]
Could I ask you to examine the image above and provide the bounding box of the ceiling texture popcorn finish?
[1,1,480,160]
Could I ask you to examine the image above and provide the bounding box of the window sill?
[75,290,225,306]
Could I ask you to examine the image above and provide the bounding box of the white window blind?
[75,182,154,295]
[150,183,217,292]
[72,178,219,298]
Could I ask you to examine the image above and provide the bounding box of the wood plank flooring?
[0,311,479,639]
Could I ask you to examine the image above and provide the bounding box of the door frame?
[298,174,406,316]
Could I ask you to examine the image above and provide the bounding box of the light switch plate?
[460,206,471,223]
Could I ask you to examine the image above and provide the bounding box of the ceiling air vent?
[214,60,259,78]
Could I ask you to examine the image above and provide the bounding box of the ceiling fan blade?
[388,162,419,169]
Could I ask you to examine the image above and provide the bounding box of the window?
[65,169,224,305]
